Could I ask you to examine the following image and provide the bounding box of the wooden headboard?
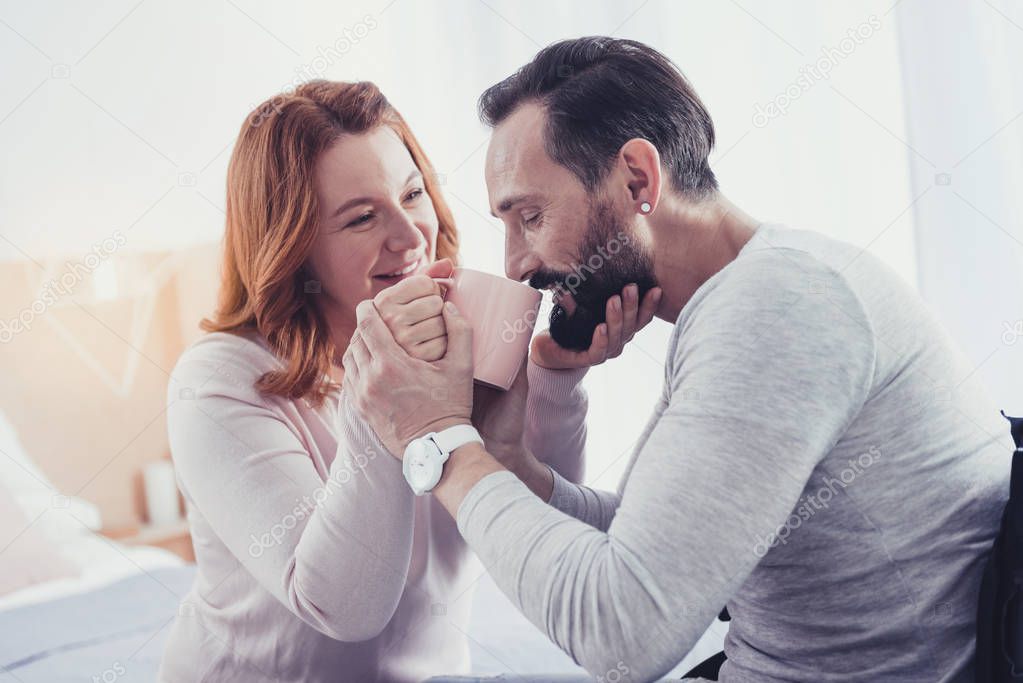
[0,243,220,528]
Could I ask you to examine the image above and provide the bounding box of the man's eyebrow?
[490,194,533,218]
[331,170,423,218]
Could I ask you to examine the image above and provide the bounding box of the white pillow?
[0,477,79,596]
[0,411,104,551]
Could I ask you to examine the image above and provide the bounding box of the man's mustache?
[528,269,573,294]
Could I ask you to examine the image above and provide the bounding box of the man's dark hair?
[478,36,718,198]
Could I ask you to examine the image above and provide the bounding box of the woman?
[159,80,592,683]
[161,79,657,682]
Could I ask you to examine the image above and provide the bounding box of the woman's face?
[306,126,439,331]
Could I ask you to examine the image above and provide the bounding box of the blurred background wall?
[0,0,1020,529]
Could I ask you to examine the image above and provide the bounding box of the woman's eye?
[405,188,424,202]
[346,212,375,228]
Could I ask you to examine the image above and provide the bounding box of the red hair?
[202,81,459,406]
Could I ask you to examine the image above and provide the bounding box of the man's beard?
[529,200,658,351]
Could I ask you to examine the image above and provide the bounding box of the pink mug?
[443,268,542,390]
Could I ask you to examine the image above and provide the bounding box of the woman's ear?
[618,138,662,214]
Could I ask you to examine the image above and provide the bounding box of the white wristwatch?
[402,424,483,496]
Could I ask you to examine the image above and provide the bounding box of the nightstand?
[101,520,195,562]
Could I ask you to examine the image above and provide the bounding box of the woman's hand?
[530,283,662,370]
[372,258,455,362]
[341,298,474,457]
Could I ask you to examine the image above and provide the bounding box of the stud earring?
[639,201,652,214]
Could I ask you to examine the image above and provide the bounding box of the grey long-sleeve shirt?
[456,225,1010,682]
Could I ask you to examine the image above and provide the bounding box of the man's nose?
[504,232,539,283]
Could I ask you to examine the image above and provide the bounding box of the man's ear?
[617,138,662,213]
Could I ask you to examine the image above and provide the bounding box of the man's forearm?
[433,442,504,518]
[488,444,555,502]
[433,442,554,518]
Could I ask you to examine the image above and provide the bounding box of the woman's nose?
[384,210,426,252]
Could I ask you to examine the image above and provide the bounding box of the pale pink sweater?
[159,329,587,683]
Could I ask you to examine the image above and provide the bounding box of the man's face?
[485,103,657,351]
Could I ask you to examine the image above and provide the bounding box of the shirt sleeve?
[456,252,877,680]
[523,361,589,483]
[523,356,621,528]
[167,354,414,642]
[546,467,621,531]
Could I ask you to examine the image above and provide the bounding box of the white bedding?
[0,409,186,612]
[0,540,183,612]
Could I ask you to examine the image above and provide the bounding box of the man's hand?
[341,298,474,456]
[530,283,662,369]
[372,258,454,362]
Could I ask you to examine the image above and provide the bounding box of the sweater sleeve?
[523,361,589,483]
[546,467,621,531]
[524,358,622,528]
[456,253,877,681]
[167,353,414,642]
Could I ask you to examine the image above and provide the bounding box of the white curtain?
[896,0,1023,412]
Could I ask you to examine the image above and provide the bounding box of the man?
[343,37,1010,682]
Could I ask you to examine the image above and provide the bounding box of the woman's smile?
[371,255,427,287]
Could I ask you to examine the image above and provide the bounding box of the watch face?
[408,462,431,489]
[406,439,428,465]
[404,437,440,492]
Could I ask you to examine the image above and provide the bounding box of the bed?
[0,560,725,682]
[0,548,193,682]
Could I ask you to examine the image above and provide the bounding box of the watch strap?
[431,424,483,455]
